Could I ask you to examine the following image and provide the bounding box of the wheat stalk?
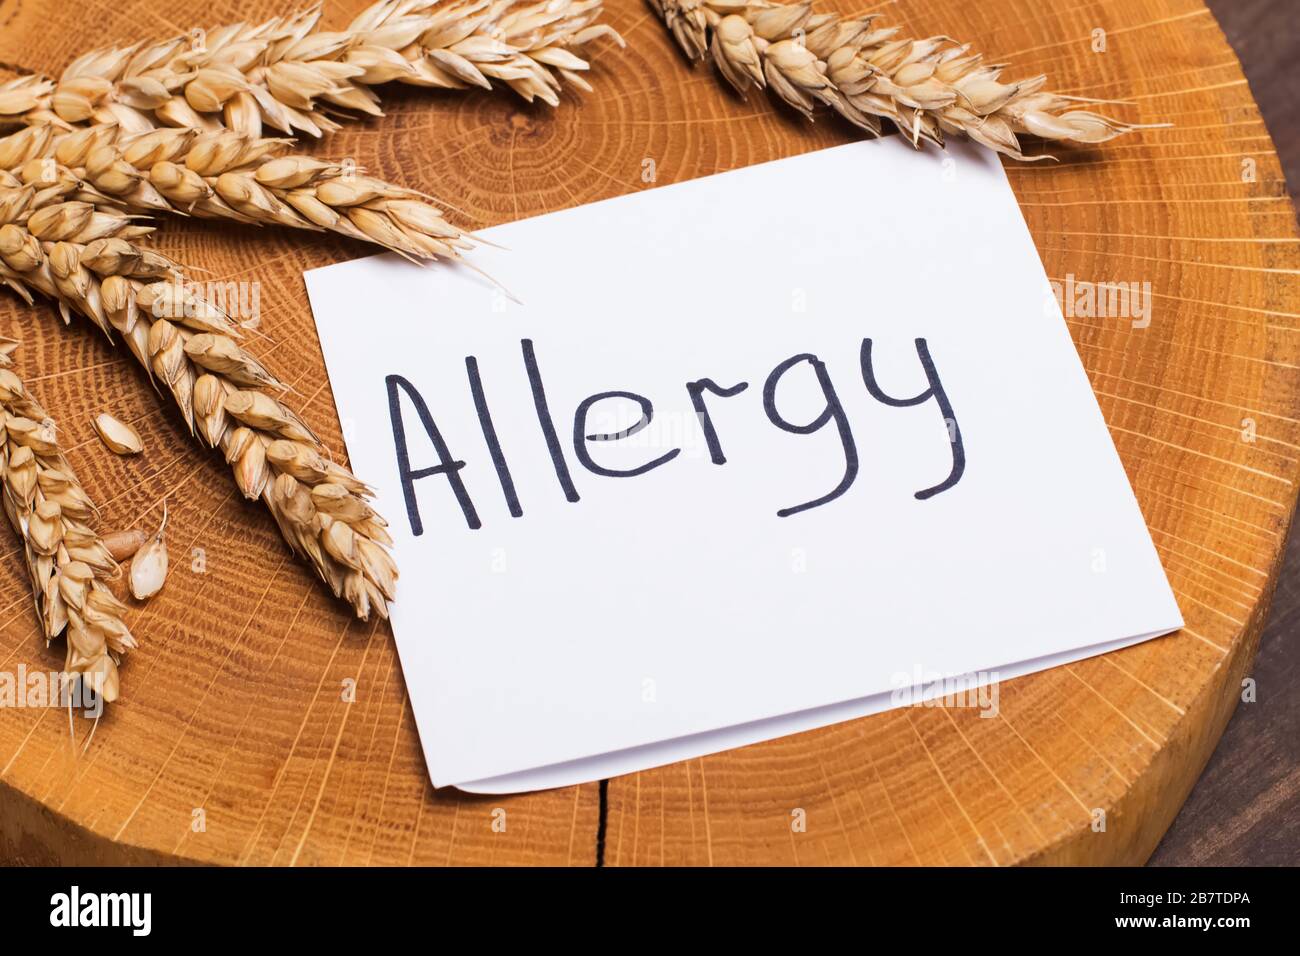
[0,120,475,263]
[7,0,624,138]
[0,174,397,620]
[0,0,624,259]
[0,338,136,703]
[651,0,1162,160]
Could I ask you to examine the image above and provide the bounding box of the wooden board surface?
[1148,0,1299,866]
[0,0,1296,866]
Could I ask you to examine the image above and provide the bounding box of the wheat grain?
[92,412,143,455]
[102,527,147,561]
[128,505,168,599]
[0,338,136,702]
[651,0,1162,160]
[0,174,398,620]
[5,0,624,138]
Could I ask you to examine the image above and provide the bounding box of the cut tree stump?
[0,0,1296,866]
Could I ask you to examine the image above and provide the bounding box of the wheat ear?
[0,121,475,263]
[652,0,1161,160]
[0,0,625,260]
[15,0,624,138]
[0,177,398,620]
[0,338,136,702]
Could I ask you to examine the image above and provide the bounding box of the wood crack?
[596,779,609,867]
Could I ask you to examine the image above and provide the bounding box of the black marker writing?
[762,354,859,517]
[522,339,581,503]
[860,338,965,499]
[466,356,522,518]
[385,336,966,533]
[686,378,749,464]
[574,391,682,478]
[386,374,479,535]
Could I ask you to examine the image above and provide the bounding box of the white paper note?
[304,138,1182,792]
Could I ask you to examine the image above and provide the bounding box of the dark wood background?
[1150,0,1300,866]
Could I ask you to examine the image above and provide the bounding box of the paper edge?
[450,624,1182,794]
